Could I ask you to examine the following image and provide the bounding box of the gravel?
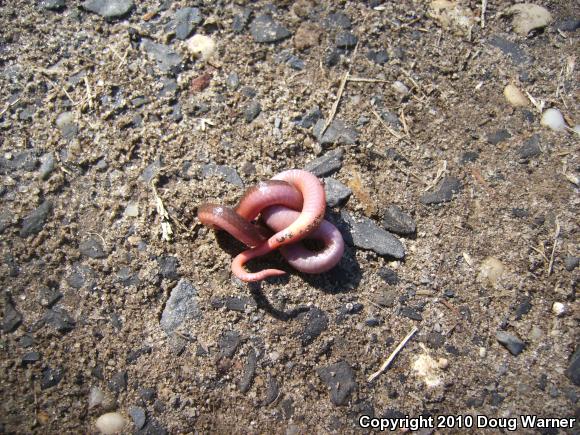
[2,293,23,333]
[218,330,241,358]
[250,15,291,43]
[19,200,52,237]
[129,406,147,430]
[244,100,262,123]
[142,39,182,74]
[382,205,416,236]
[420,177,462,205]
[299,307,328,347]
[324,178,352,207]
[173,7,202,40]
[496,331,526,356]
[40,366,64,389]
[79,237,106,259]
[81,0,134,19]
[317,361,356,405]
[313,119,359,145]
[160,279,200,335]
[201,163,244,187]
[304,148,344,177]
[43,307,76,333]
[238,348,258,393]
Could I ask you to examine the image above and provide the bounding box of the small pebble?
[540,108,566,131]
[95,412,127,434]
[323,178,351,207]
[128,406,146,430]
[41,0,65,10]
[507,3,552,36]
[250,15,291,43]
[225,72,240,90]
[335,31,357,49]
[552,302,566,317]
[564,256,579,271]
[186,34,216,61]
[477,257,505,288]
[124,203,138,217]
[244,100,262,123]
[503,84,528,107]
[89,386,105,409]
[304,148,343,177]
[382,205,416,236]
[392,80,409,96]
[81,0,134,19]
[38,153,56,180]
[496,331,525,356]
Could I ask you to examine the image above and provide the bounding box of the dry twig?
[368,326,418,382]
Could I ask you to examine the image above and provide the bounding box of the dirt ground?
[0,0,578,433]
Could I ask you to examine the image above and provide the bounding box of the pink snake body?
[198,169,344,282]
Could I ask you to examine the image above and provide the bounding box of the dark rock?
[496,331,525,356]
[39,153,56,180]
[250,15,291,43]
[425,332,445,349]
[317,361,356,405]
[225,296,254,312]
[335,32,357,49]
[262,375,279,406]
[0,150,39,174]
[142,39,182,73]
[555,18,580,32]
[511,208,529,218]
[201,163,244,187]
[444,289,455,298]
[79,237,106,259]
[159,79,177,97]
[324,178,352,207]
[280,398,294,419]
[399,306,423,321]
[38,287,62,308]
[108,370,128,392]
[19,335,34,348]
[564,256,579,271]
[380,110,402,130]
[126,346,151,364]
[378,267,399,285]
[486,129,511,145]
[139,387,157,403]
[304,148,344,177]
[22,351,41,365]
[382,205,416,236]
[300,307,328,346]
[420,177,462,205]
[340,211,405,259]
[136,418,168,435]
[81,0,134,19]
[298,106,322,129]
[20,200,52,237]
[131,96,148,108]
[226,72,240,90]
[129,406,147,430]
[488,35,529,64]
[218,330,241,358]
[238,348,257,393]
[160,279,199,335]
[173,7,202,40]
[67,263,96,289]
[3,293,22,333]
[41,366,64,389]
[313,118,359,145]
[170,103,182,123]
[117,267,140,287]
[367,49,389,64]
[518,134,541,161]
[157,256,179,280]
[514,296,532,320]
[365,317,382,327]
[142,158,162,183]
[232,8,252,33]
[244,100,261,122]
[565,346,580,386]
[41,0,66,10]
[323,12,352,30]
[324,48,341,67]
[0,210,12,233]
[460,151,479,164]
[374,290,396,308]
[44,308,75,333]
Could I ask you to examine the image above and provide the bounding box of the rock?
[244,100,261,123]
[250,15,291,43]
[238,348,257,393]
[517,134,541,161]
[340,210,405,259]
[540,108,566,131]
[95,412,127,434]
[317,361,356,405]
[3,293,22,333]
[39,153,56,180]
[218,330,241,358]
[41,0,66,10]
[41,366,64,389]
[81,0,133,19]
[461,151,479,164]
[232,8,252,33]
[367,49,389,64]
[300,308,328,346]
[324,48,341,67]
[173,7,202,40]
[313,119,359,145]
[503,84,528,107]
[400,307,423,321]
[157,255,179,280]
[0,150,39,174]
[138,388,156,403]
[20,200,52,237]
[304,148,344,177]
[201,163,244,187]
[262,375,279,406]
[478,257,506,288]
[564,256,579,271]
[108,370,127,393]
[38,287,62,308]
[142,158,162,184]
[392,81,410,96]
[294,23,320,51]
[335,32,357,49]
[88,386,105,409]
[226,72,240,90]
[79,237,106,259]
[142,39,182,73]
[0,210,12,233]
[429,0,475,36]
[136,418,167,435]
[67,263,96,289]
[566,346,580,386]
[382,205,416,236]
[186,34,216,61]
[486,129,511,145]
[420,177,462,205]
[378,267,399,286]
[225,296,254,312]
[128,406,146,430]
[496,331,525,356]
[298,106,322,129]
[515,297,532,320]
[124,203,139,218]
[555,18,580,32]
[44,308,75,333]
[324,178,351,207]
[507,4,552,36]
[190,73,211,94]
[552,302,566,317]
[365,317,382,327]
[488,35,529,64]
[160,279,199,335]
[323,13,352,30]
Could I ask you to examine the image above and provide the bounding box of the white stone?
[392,80,410,95]
[552,302,566,316]
[124,202,139,217]
[477,257,506,288]
[56,111,75,128]
[88,386,105,409]
[540,108,566,131]
[572,125,580,135]
[503,84,528,107]
[95,412,126,434]
[186,34,216,61]
[507,4,552,36]
[479,347,487,358]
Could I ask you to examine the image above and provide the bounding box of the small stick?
[84,76,94,110]
[348,77,390,83]
[481,0,488,29]
[399,108,410,138]
[547,219,560,276]
[424,160,447,192]
[0,98,20,117]
[371,107,404,140]
[368,326,418,382]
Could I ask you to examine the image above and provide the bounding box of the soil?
[0,0,578,434]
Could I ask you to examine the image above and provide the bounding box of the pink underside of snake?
[198,169,344,281]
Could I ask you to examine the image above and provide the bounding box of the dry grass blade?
[368,326,418,382]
